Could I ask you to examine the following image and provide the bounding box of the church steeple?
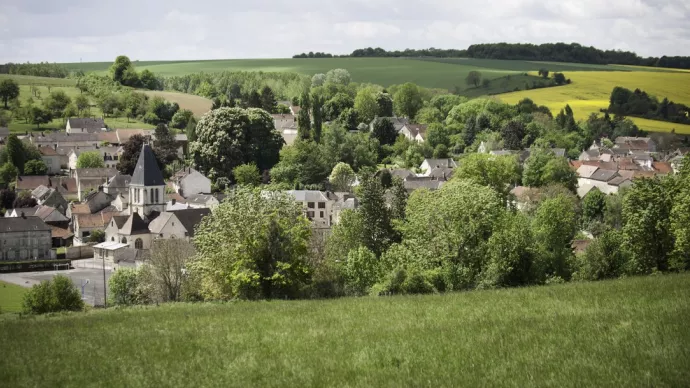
[129,144,166,216]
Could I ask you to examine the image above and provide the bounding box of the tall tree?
[109,55,134,85]
[5,135,25,174]
[297,107,311,140]
[74,94,90,115]
[393,83,423,119]
[501,120,526,150]
[358,173,396,257]
[117,134,149,175]
[465,71,482,88]
[354,87,380,123]
[44,90,72,117]
[191,107,283,180]
[389,176,408,221]
[376,92,394,117]
[312,95,324,143]
[454,153,521,205]
[153,124,179,164]
[0,79,20,108]
[328,162,356,192]
[260,86,277,113]
[532,194,578,281]
[371,117,397,146]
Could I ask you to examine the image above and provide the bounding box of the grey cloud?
[1,0,688,63]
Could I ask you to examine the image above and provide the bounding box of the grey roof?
[490,150,516,156]
[428,168,454,181]
[34,206,69,223]
[33,132,99,143]
[107,173,132,188]
[404,178,444,192]
[119,212,150,235]
[371,117,410,132]
[186,194,218,204]
[0,216,51,233]
[131,144,165,186]
[589,169,619,182]
[67,118,106,132]
[608,176,632,186]
[422,158,457,169]
[387,169,415,179]
[147,212,174,234]
[76,168,117,179]
[286,190,329,202]
[168,208,211,237]
[31,185,52,200]
[5,207,39,217]
[111,215,129,229]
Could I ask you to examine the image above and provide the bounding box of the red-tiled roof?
[652,162,673,174]
[569,161,583,170]
[96,131,120,144]
[16,176,51,191]
[71,203,91,215]
[39,147,59,156]
[51,225,73,239]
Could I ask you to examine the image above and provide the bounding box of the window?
[307,211,314,219]
[144,189,148,204]
[155,188,159,204]
[318,202,326,209]
[307,202,315,208]
[111,237,114,241]
[320,211,324,218]
[121,237,127,244]
[135,238,143,249]
[150,189,154,203]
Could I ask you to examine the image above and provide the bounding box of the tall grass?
[1,274,689,387]
[0,280,27,313]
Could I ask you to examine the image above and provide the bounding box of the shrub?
[572,231,627,281]
[108,268,142,306]
[22,274,84,314]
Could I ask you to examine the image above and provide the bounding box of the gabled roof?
[111,215,129,229]
[286,190,329,202]
[75,212,116,229]
[16,175,51,191]
[428,167,453,181]
[119,212,150,235]
[34,205,69,223]
[131,144,165,186]
[589,169,619,182]
[652,162,673,174]
[421,158,457,169]
[0,216,51,233]
[576,184,596,198]
[168,208,211,237]
[608,176,632,186]
[32,185,53,200]
[185,193,218,204]
[147,212,174,234]
[402,124,427,138]
[404,178,444,192]
[96,131,120,144]
[32,132,99,143]
[67,118,106,132]
[576,165,599,178]
[115,129,148,143]
[5,207,39,217]
[76,168,117,179]
[38,147,59,156]
[107,173,131,188]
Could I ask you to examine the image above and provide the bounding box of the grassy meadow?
[499,70,690,134]
[1,274,689,387]
[0,280,27,313]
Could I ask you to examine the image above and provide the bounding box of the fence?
[0,259,72,273]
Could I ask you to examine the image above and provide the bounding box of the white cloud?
[0,0,688,62]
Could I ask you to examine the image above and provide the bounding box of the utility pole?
[102,254,107,308]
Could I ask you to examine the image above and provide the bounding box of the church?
[103,144,210,251]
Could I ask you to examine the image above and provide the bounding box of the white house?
[171,167,212,198]
[420,158,458,175]
[286,190,334,228]
[66,118,106,134]
[68,146,123,170]
[38,146,62,174]
[399,124,427,142]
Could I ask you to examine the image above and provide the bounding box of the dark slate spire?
[131,144,165,186]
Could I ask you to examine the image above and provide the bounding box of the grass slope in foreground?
[499,70,690,134]
[0,280,27,313]
[2,275,690,387]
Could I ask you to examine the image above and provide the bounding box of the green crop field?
[1,274,689,387]
[0,280,27,313]
[499,70,690,134]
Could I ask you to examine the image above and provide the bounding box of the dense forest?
[294,43,690,69]
[0,62,70,78]
[608,86,690,125]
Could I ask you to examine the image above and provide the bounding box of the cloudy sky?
[1,0,688,63]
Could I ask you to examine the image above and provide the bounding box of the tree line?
[608,86,690,125]
[293,43,690,70]
[0,62,70,78]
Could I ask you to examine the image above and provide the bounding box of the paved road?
[0,266,113,306]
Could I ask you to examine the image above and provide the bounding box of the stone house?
[0,215,53,261]
[31,185,68,214]
[38,146,62,174]
[73,211,118,246]
[66,118,106,134]
[74,168,118,200]
[171,167,211,198]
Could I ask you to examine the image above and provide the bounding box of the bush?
[22,274,84,314]
[108,268,143,306]
[572,231,627,281]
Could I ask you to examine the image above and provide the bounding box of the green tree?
[170,109,194,129]
[323,93,354,121]
[354,87,380,123]
[523,148,576,191]
[501,120,526,150]
[532,194,578,281]
[29,106,52,129]
[538,68,549,78]
[358,173,396,257]
[454,153,521,205]
[43,90,72,116]
[5,135,25,174]
[554,73,567,85]
[465,71,482,88]
[376,92,394,117]
[433,144,449,158]
[76,151,105,168]
[109,55,134,85]
[572,231,626,281]
[416,107,444,125]
[338,108,359,132]
[0,79,20,108]
[622,178,673,274]
[232,163,261,186]
[153,124,179,165]
[260,86,277,113]
[0,162,18,184]
[185,116,198,142]
[24,159,48,175]
[191,187,312,300]
[371,117,397,146]
[670,158,690,270]
[191,107,283,180]
[582,188,606,223]
[312,95,324,143]
[22,275,84,314]
[325,69,351,85]
[393,82,423,119]
[344,246,380,295]
[108,268,142,306]
[89,229,105,243]
[389,176,408,221]
[139,69,159,90]
[480,211,535,288]
[297,106,311,140]
[329,162,356,192]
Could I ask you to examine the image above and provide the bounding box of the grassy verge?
[0,280,27,313]
[1,274,689,387]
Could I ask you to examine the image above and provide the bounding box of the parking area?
[0,265,113,306]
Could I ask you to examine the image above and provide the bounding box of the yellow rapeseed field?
[499,71,690,134]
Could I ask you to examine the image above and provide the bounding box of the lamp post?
[102,250,107,308]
